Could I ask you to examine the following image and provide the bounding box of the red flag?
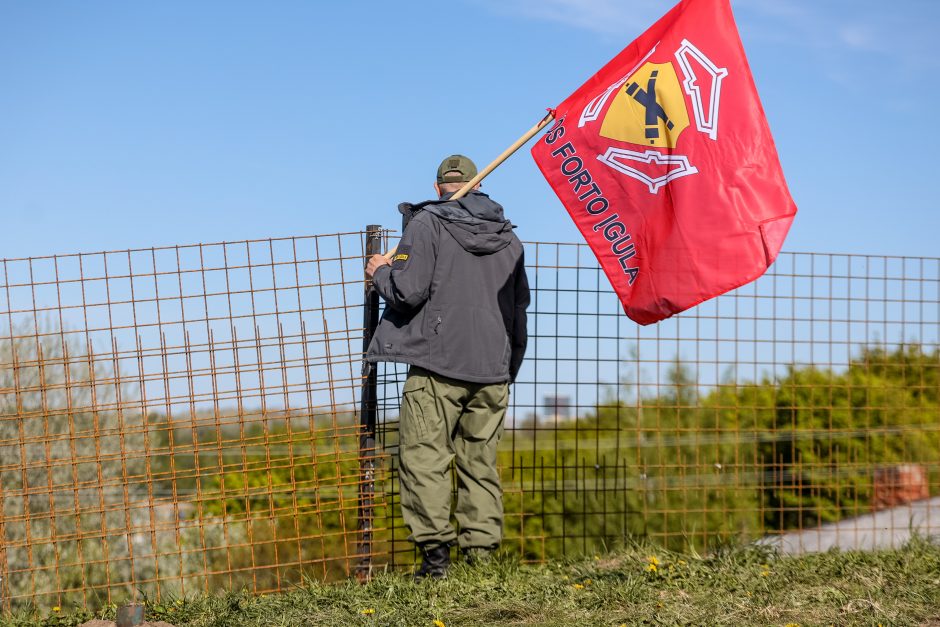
[531,0,796,325]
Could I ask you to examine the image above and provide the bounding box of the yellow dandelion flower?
[52,606,60,612]
[594,555,600,560]
[646,563,657,572]
[561,575,569,581]
[433,620,446,627]
[760,570,769,577]
[584,579,592,585]
[361,608,375,615]
[647,556,660,565]
[784,623,800,627]
[572,583,585,590]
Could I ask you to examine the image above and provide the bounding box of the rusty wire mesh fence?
[1,229,938,609]
[0,233,378,609]
[377,242,940,567]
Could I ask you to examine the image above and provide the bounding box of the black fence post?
[356,224,382,581]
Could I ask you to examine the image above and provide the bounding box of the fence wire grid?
[1,228,938,609]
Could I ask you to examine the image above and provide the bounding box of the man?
[364,154,530,579]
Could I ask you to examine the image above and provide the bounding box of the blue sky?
[2,0,939,260]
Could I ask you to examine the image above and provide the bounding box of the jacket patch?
[392,245,412,268]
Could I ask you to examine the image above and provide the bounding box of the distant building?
[542,395,571,421]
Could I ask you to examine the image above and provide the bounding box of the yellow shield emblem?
[600,62,690,149]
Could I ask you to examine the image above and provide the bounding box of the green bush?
[502,344,939,553]
[163,344,940,583]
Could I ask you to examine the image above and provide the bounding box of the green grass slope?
[5,539,939,627]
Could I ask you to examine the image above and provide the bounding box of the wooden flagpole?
[383,110,555,258]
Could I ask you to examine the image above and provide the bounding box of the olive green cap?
[436,154,478,184]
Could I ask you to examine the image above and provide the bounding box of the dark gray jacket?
[365,191,529,384]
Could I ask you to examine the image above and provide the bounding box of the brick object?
[872,464,929,511]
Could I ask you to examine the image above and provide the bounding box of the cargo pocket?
[400,376,434,445]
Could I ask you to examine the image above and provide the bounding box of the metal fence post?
[356,224,382,581]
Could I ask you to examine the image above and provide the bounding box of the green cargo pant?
[398,366,508,549]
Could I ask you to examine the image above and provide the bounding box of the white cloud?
[732,0,807,20]
[734,0,939,72]
[471,0,666,36]
[838,24,876,50]
[474,0,939,72]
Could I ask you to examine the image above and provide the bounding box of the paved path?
[759,496,940,554]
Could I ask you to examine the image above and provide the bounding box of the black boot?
[414,544,451,580]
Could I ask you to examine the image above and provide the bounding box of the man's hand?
[365,254,391,279]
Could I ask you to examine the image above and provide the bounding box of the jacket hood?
[398,191,514,254]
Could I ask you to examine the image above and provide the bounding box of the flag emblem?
[590,44,728,195]
[599,62,690,149]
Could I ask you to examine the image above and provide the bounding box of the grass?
[4,538,940,626]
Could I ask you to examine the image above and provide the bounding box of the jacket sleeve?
[371,219,436,312]
[509,252,530,383]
